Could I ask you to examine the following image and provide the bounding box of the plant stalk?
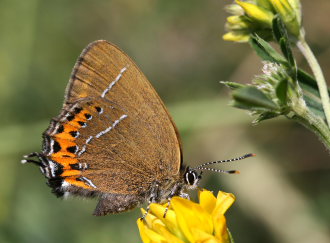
[291,112,330,150]
[297,37,330,128]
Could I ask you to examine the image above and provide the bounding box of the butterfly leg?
[141,182,161,220]
[162,184,186,218]
[163,199,171,218]
[21,152,42,166]
[141,197,155,220]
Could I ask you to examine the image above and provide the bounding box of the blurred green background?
[1,0,330,242]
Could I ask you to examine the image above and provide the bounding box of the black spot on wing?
[53,140,62,153]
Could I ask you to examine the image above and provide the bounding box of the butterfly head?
[183,167,202,190]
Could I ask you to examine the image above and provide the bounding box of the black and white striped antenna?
[194,153,255,174]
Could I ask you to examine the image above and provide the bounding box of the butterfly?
[22,40,254,216]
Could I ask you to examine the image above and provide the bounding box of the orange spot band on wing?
[55,138,76,150]
[50,156,78,168]
[61,170,81,177]
[53,123,80,141]
[66,120,81,128]
[55,132,75,141]
[62,123,78,133]
[75,110,90,120]
[64,178,92,189]
[51,151,75,158]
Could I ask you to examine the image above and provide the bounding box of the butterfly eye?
[185,170,199,186]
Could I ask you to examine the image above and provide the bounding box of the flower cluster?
[224,0,302,42]
[137,190,235,243]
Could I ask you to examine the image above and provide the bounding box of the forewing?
[59,40,181,194]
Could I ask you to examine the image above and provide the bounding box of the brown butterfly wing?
[54,41,182,214]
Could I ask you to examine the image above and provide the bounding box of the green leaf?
[297,69,330,122]
[232,86,279,110]
[221,81,247,90]
[280,37,297,75]
[276,78,288,105]
[307,105,326,120]
[232,100,269,111]
[255,112,280,123]
[272,15,283,42]
[297,69,330,97]
[273,16,297,76]
[249,34,287,64]
[303,93,325,118]
[297,69,327,120]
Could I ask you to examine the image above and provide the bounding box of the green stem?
[291,111,330,150]
[297,37,330,128]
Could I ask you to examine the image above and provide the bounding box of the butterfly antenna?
[194,153,255,174]
[197,167,240,174]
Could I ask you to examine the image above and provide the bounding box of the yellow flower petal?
[198,190,217,214]
[149,203,184,239]
[137,219,150,243]
[211,192,234,242]
[191,228,219,243]
[171,197,213,243]
[213,191,236,215]
[137,218,166,243]
[270,0,291,12]
[149,203,167,220]
[153,222,186,243]
[141,208,165,229]
[225,3,244,16]
[287,0,301,23]
[226,16,242,25]
[223,32,250,43]
[212,213,228,241]
[226,16,250,29]
[256,0,274,11]
[236,0,274,26]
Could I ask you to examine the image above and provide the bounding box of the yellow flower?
[223,0,302,42]
[137,190,236,243]
[236,0,274,27]
[269,0,301,37]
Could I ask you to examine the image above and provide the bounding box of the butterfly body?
[24,40,201,216]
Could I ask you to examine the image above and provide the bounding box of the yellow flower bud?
[269,0,301,37]
[236,0,274,27]
[223,31,250,42]
[256,0,274,11]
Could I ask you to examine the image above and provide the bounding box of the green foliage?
[249,34,286,64]
[223,14,330,149]
[232,86,278,111]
